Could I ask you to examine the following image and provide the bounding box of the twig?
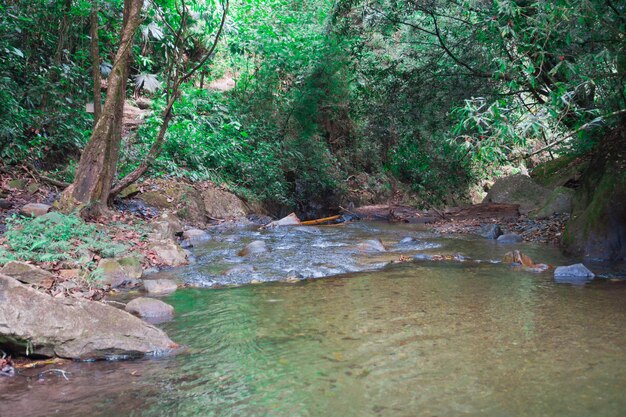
[38,369,70,381]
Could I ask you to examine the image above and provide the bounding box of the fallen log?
[300,215,341,226]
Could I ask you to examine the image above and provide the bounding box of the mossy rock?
[531,155,588,188]
[8,179,27,190]
[483,174,551,215]
[563,121,626,261]
[137,181,207,226]
[533,186,575,219]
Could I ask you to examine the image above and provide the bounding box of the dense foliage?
[1,0,624,210]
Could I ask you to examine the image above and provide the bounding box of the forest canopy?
[1,0,624,212]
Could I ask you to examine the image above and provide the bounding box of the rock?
[0,261,55,287]
[96,257,143,288]
[554,263,595,278]
[143,279,178,295]
[238,240,269,257]
[483,174,551,215]
[480,224,502,240]
[26,183,39,194]
[497,233,522,244]
[413,254,434,261]
[0,199,13,210]
[357,239,387,252]
[7,179,27,190]
[150,212,184,240]
[534,186,575,219]
[149,240,188,267]
[562,121,626,261]
[118,183,140,199]
[503,250,549,272]
[503,250,534,266]
[399,236,418,244]
[202,187,249,219]
[263,213,301,228]
[0,274,176,360]
[19,203,51,217]
[58,269,81,280]
[182,228,209,241]
[125,297,174,320]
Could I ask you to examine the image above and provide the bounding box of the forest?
[1,0,622,212]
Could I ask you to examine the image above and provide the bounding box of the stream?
[1,222,625,416]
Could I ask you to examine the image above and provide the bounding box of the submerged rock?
[357,239,387,252]
[554,263,595,278]
[0,274,176,360]
[503,250,549,272]
[480,224,502,240]
[238,240,269,256]
[222,264,256,275]
[497,233,522,244]
[143,279,178,295]
[125,297,174,320]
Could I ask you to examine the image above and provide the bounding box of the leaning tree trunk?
[59,0,143,218]
[90,0,102,124]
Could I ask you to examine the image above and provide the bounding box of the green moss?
[531,155,586,188]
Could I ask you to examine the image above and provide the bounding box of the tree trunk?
[91,0,102,124]
[59,0,143,218]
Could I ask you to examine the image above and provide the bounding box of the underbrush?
[0,213,128,265]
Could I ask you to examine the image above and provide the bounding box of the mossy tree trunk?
[60,0,143,217]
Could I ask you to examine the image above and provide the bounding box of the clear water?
[1,223,625,417]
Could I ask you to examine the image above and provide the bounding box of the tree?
[59,0,144,217]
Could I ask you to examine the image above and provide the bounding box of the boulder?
[143,279,178,295]
[19,203,51,217]
[357,239,387,252]
[480,224,502,240]
[125,297,174,320]
[202,187,249,219]
[238,240,269,257]
[0,261,55,287]
[554,263,595,279]
[483,174,551,215]
[534,186,575,219]
[150,212,184,241]
[497,233,522,244]
[562,121,626,261]
[0,274,176,360]
[149,240,188,267]
[262,213,301,228]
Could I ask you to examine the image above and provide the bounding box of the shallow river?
[1,222,625,417]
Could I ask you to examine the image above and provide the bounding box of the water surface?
[1,224,625,417]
